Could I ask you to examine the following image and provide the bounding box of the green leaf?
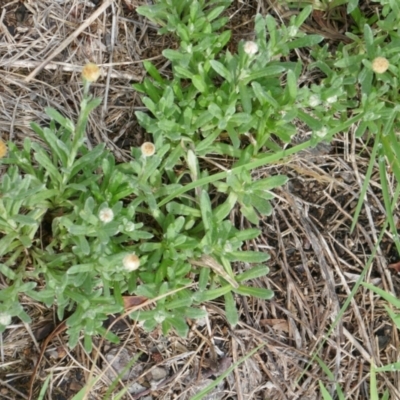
[250,175,288,191]
[227,251,270,263]
[287,34,323,50]
[167,296,193,310]
[192,75,207,92]
[0,263,17,280]
[200,190,213,231]
[319,381,334,400]
[174,65,194,79]
[362,282,400,308]
[242,66,285,84]
[236,265,270,282]
[347,0,359,13]
[294,5,312,27]
[184,307,208,319]
[45,107,75,132]
[33,147,62,183]
[162,49,187,62]
[233,285,274,300]
[194,285,232,302]
[286,69,297,100]
[240,203,259,224]
[167,316,188,337]
[210,60,231,82]
[224,291,238,326]
[11,214,37,226]
[206,5,225,22]
[239,82,252,114]
[143,60,164,83]
[250,195,272,216]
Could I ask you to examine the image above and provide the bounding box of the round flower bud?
[243,41,259,56]
[82,63,101,82]
[0,139,7,159]
[0,313,11,326]
[372,57,389,74]
[99,208,114,223]
[123,254,140,271]
[141,142,156,157]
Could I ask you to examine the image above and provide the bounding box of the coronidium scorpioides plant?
[0,62,277,350]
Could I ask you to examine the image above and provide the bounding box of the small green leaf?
[0,263,17,280]
[287,34,323,50]
[206,5,225,22]
[233,285,274,300]
[45,107,75,132]
[192,75,207,92]
[210,60,231,82]
[224,291,238,326]
[184,307,208,319]
[200,190,213,231]
[194,285,232,302]
[242,66,285,84]
[167,316,189,337]
[250,175,288,191]
[236,265,270,282]
[227,251,270,263]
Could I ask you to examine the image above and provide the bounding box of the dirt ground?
[0,0,399,399]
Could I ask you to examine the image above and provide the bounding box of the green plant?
[0,0,366,351]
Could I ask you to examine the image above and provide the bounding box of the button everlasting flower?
[141,142,156,157]
[372,57,389,74]
[123,254,140,271]
[99,208,114,223]
[0,139,7,158]
[243,41,259,56]
[82,63,101,82]
[0,313,11,326]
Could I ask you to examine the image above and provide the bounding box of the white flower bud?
[372,57,389,74]
[123,254,140,271]
[141,142,156,157]
[0,313,12,326]
[243,41,258,56]
[99,208,114,223]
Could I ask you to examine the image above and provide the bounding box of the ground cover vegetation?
[1,0,400,398]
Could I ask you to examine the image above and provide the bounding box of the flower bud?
[82,63,101,82]
[0,139,7,158]
[0,313,11,326]
[141,142,156,157]
[99,208,114,223]
[123,254,140,271]
[372,57,389,74]
[243,41,258,56]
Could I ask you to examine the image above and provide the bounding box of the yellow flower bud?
[372,57,389,74]
[0,139,7,158]
[82,63,101,82]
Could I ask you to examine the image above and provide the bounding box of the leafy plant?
[0,0,366,351]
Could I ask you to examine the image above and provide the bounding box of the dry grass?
[0,0,399,399]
